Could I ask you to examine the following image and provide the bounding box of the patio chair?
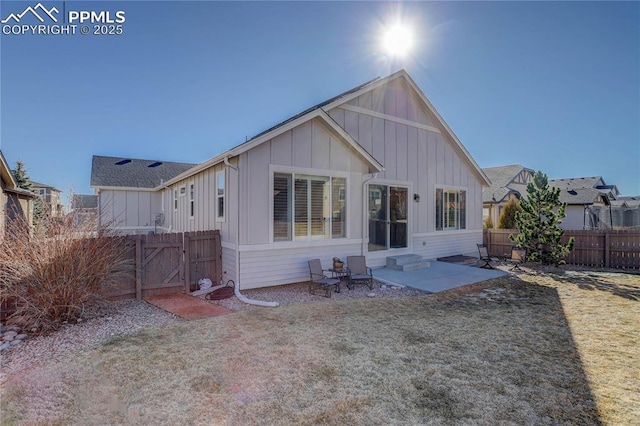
[308,259,340,298]
[346,255,374,290]
[506,247,527,271]
[477,244,499,269]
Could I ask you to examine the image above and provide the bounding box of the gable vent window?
[189,184,195,218]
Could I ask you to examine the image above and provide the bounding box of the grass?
[2,268,638,425]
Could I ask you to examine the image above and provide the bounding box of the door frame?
[365,179,413,257]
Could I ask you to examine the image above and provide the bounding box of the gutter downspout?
[361,173,378,255]
[224,156,279,307]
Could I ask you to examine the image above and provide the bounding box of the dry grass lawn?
[2,268,638,425]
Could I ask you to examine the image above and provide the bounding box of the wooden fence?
[103,230,222,300]
[484,229,640,270]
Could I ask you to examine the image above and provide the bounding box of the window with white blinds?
[435,188,466,231]
[273,173,346,241]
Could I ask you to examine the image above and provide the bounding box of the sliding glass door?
[368,185,408,252]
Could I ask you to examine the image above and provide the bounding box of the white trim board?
[337,104,442,134]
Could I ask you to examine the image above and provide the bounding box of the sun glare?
[382,24,414,57]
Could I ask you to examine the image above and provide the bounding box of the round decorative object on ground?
[367,292,376,298]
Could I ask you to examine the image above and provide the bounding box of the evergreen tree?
[510,171,574,265]
[498,197,522,229]
[12,161,32,191]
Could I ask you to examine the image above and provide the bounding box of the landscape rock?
[367,292,377,298]
[10,339,22,346]
[0,341,10,351]
[15,334,27,341]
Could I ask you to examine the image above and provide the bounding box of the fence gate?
[184,230,222,292]
[136,233,184,299]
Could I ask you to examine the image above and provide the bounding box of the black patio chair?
[507,247,527,271]
[477,244,499,269]
[346,255,374,290]
[308,259,340,297]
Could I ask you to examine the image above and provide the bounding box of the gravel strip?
[1,280,424,384]
[212,279,426,311]
[0,300,182,384]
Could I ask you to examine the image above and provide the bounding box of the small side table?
[328,267,351,292]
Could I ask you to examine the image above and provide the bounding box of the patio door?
[368,185,408,252]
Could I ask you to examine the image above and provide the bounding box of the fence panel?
[184,230,222,292]
[484,229,640,270]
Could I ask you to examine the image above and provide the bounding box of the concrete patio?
[373,260,507,293]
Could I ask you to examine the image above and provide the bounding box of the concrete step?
[386,254,430,271]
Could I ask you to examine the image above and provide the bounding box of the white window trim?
[189,183,195,219]
[216,170,226,222]
[435,185,468,231]
[269,165,350,244]
[173,189,178,211]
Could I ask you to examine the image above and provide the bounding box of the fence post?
[604,231,610,268]
[135,235,142,301]
[183,232,190,293]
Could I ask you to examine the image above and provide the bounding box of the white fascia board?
[91,186,156,192]
[316,110,384,172]
[159,107,385,190]
[400,72,491,187]
[158,109,329,189]
[323,69,491,187]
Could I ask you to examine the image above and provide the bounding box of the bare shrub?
[0,212,130,333]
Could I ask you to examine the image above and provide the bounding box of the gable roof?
[558,187,610,205]
[72,194,98,209]
[162,69,488,188]
[0,150,17,189]
[162,109,385,188]
[31,180,62,193]
[91,155,197,189]
[550,176,605,190]
[481,164,534,203]
[323,69,490,186]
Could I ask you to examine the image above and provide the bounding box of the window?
[180,186,186,196]
[173,189,178,210]
[273,172,346,241]
[216,170,225,221]
[435,188,466,231]
[189,184,194,218]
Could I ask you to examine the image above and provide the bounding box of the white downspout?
[362,173,378,255]
[224,156,279,307]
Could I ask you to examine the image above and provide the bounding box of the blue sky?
[1,1,638,203]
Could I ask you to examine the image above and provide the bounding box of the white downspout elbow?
[224,156,279,307]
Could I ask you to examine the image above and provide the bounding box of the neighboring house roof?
[1,150,36,199]
[30,180,62,193]
[72,194,98,209]
[617,196,640,207]
[558,187,610,205]
[550,176,605,191]
[91,155,197,189]
[162,69,490,189]
[0,149,17,190]
[481,164,534,203]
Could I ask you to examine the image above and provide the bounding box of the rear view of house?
[1,150,35,238]
[92,69,489,289]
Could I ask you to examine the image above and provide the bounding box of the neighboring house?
[481,165,534,227]
[92,69,490,289]
[71,194,99,227]
[31,181,64,218]
[91,156,197,233]
[1,150,35,237]
[549,176,615,230]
